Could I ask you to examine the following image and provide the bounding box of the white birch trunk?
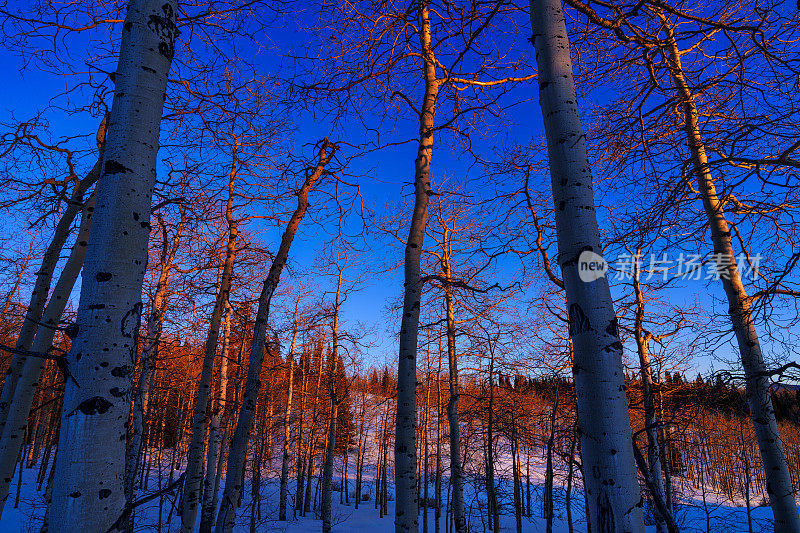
[214,140,335,533]
[441,251,465,533]
[49,1,177,529]
[0,193,96,518]
[529,0,644,530]
[631,256,672,532]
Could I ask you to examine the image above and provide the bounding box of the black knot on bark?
[76,396,113,416]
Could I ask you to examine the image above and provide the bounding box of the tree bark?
[49,1,177,529]
[441,254,465,533]
[279,299,300,521]
[124,210,184,532]
[199,302,231,533]
[529,0,644,530]
[322,269,344,533]
[632,253,670,532]
[181,147,240,533]
[485,347,499,533]
[0,118,105,434]
[0,193,96,517]
[395,3,439,531]
[659,13,800,530]
[214,140,335,533]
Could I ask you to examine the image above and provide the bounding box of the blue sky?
[1,0,796,382]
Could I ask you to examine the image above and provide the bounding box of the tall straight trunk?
[511,431,522,533]
[182,147,240,533]
[422,370,430,533]
[304,435,317,514]
[124,211,183,532]
[632,253,670,532]
[434,369,442,533]
[354,391,365,509]
[342,423,349,505]
[322,270,344,533]
[0,193,96,518]
[294,351,308,516]
[659,426,673,515]
[566,428,577,533]
[215,140,335,533]
[544,384,559,533]
[303,356,325,516]
[49,2,177,529]
[528,0,644,530]
[0,121,105,434]
[279,303,299,520]
[381,417,389,518]
[441,272,464,531]
[485,351,499,533]
[525,449,531,517]
[199,302,231,533]
[395,3,439,532]
[659,14,800,530]
[321,399,339,533]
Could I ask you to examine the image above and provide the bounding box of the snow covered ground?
[0,460,781,532]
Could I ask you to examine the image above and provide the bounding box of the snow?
[0,455,782,532]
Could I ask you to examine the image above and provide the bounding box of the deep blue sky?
[2,0,794,381]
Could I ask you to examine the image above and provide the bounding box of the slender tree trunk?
[528,0,644,529]
[48,2,177,529]
[631,253,670,532]
[442,279,464,532]
[182,147,240,533]
[321,398,339,533]
[199,303,231,533]
[545,384,559,533]
[395,4,439,532]
[0,121,105,434]
[511,431,522,533]
[304,360,325,516]
[0,193,96,517]
[423,370,430,533]
[214,140,335,533]
[124,212,183,532]
[435,353,442,533]
[322,271,344,533]
[355,391,366,510]
[304,436,317,514]
[279,304,299,520]
[659,14,800,530]
[485,352,499,533]
[566,428,576,533]
[294,352,308,516]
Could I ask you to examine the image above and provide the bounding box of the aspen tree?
[658,14,800,528]
[279,288,305,520]
[49,1,177,529]
[528,0,644,529]
[0,117,106,434]
[214,139,336,532]
[181,146,240,533]
[0,192,96,518]
[124,207,185,532]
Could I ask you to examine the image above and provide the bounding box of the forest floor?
[0,457,781,532]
